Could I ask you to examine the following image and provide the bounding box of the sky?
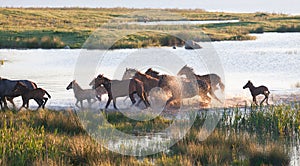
[0,0,299,14]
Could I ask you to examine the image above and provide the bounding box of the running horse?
[13,81,51,110]
[66,80,100,108]
[177,65,224,103]
[146,68,212,103]
[243,80,270,105]
[0,77,43,110]
[93,74,149,109]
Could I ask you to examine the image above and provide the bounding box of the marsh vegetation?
[0,8,300,49]
[0,103,299,165]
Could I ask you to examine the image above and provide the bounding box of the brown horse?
[146,68,212,103]
[145,68,161,79]
[93,74,149,109]
[13,81,51,110]
[158,74,201,107]
[178,65,225,92]
[243,80,270,105]
[177,65,224,103]
[133,71,160,106]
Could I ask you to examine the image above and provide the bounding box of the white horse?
[66,80,105,108]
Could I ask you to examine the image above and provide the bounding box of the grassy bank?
[0,8,300,49]
[1,103,299,165]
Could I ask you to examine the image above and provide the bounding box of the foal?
[13,82,51,110]
[66,80,98,108]
[243,80,270,105]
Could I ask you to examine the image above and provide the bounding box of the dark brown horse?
[243,80,270,105]
[133,71,160,106]
[145,68,161,79]
[93,74,149,109]
[13,81,51,110]
[0,77,43,110]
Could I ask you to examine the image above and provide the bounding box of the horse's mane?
[72,80,84,91]
[183,65,194,72]
[135,71,157,80]
[146,68,159,75]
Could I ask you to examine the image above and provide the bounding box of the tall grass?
[0,103,298,165]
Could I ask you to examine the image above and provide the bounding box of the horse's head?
[178,65,195,78]
[178,65,194,76]
[122,68,137,80]
[243,80,253,89]
[13,81,27,94]
[94,74,109,89]
[89,78,95,87]
[66,80,75,90]
[145,68,159,78]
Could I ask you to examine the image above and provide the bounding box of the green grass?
[0,8,299,48]
[1,103,298,165]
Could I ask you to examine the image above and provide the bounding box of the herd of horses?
[0,65,270,111]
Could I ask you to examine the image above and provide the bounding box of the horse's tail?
[45,90,51,99]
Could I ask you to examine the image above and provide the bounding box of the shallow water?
[0,32,300,164]
[0,32,299,109]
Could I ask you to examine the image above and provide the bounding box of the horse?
[93,74,149,109]
[178,65,225,92]
[145,68,161,79]
[88,79,107,101]
[13,81,51,110]
[0,77,43,110]
[243,80,270,105]
[66,80,99,108]
[122,68,138,80]
[146,68,212,103]
[177,65,224,102]
[158,74,202,108]
[133,71,161,105]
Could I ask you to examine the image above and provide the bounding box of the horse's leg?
[6,97,17,109]
[113,97,118,110]
[253,96,258,105]
[143,95,150,108]
[105,97,112,109]
[42,98,48,109]
[200,92,211,103]
[137,91,149,107]
[209,90,222,103]
[129,92,136,106]
[34,98,43,108]
[260,97,266,106]
[87,99,92,109]
[80,100,83,109]
[25,100,29,109]
[75,100,80,108]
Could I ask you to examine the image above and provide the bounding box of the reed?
[0,102,298,165]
